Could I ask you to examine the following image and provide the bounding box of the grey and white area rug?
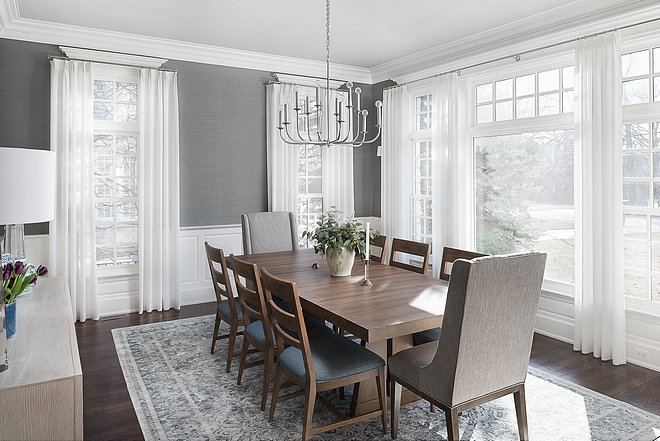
[112,315,660,441]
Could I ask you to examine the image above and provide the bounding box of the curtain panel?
[138,68,181,313]
[573,31,626,365]
[381,85,411,242]
[431,73,460,278]
[49,59,99,322]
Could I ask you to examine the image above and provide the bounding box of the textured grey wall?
[163,60,272,226]
[0,38,382,230]
[0,39,61,234]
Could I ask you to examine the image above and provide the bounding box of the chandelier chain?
[326,0,330,64]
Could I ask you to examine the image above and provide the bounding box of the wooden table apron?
[232,248,447,416]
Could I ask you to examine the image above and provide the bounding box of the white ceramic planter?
[325,247,356,277]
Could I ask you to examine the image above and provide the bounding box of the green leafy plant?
[302,207,379,262]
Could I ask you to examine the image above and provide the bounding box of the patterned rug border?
[112,315,660,441]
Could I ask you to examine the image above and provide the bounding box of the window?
[475,67,574,123]
[471,63,575,284]
[622,45,660,305]
[622,48,660,105]
[296,85,324,247]
[412,94,433,246]
[93,66,139,267]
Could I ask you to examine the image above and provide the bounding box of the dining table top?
[231,248,448,343]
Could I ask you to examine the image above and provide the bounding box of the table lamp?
[0,147,56,260]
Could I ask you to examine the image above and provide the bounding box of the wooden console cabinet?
[0,276,83,440]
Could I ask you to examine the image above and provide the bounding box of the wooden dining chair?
[260,268,388,441]
[388,238,431,275]
[370,234,388,264]
[230,254,276,411]
[204,242,244,373]
[413,246,490,346]
[439,246,489,281]
[389,252,547,441]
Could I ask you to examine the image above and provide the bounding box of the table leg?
[349,335,421,416]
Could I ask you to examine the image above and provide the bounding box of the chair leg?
[390,380,402,439]
[301,383,316,441]
[446,408,460,441]
[268,365,284,422]
[211,314,221,354]
[514,385,529,441]
[376,367,388,434]
[225,322,238,373]
[260,348,274,411]
[236,335,250,385]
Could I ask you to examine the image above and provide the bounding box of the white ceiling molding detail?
[0,0,373,83]
[371,0,660,84]
[59,46,167,68]
[2,0,660,85]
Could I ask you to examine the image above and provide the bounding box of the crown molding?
[59,46,168,68]
[371,0,660,84]
[0,0,373,83]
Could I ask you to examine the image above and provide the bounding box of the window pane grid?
[412,140,433,246]
[476,66,574,123]
[297,140,323,248]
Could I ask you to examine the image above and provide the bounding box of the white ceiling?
[4,0,660,82]
[10,0,648,68]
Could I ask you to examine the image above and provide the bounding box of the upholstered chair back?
[421,251,546,406]
[241,211,299,254]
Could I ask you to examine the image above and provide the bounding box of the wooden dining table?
[232,247,448,416]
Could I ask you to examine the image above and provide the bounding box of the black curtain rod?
[47,54,177,73]
[389,14,660,90]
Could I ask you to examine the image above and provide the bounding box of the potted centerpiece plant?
[303,208,377,277]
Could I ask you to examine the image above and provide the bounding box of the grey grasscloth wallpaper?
[0,38,383,231]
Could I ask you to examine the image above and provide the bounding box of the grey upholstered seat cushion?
[279,334,385,384]
[304,316,335,339]
[412,327,441,345]
[218,298,242,321]
[388,341,437,387]
[246,320,271,347]
[241,212,298,254]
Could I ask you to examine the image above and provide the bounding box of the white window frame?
[465,52,576,296]
[621,32,660,317]
[410,91,433,246]
[93,64,140,276]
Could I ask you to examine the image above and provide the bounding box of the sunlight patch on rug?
[112,315,660,441]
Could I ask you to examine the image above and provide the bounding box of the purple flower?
[14,261,26,275]
[36,265,48,277]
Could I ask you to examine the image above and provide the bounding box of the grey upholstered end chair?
[240,211,299,254]
[389,251,547,441]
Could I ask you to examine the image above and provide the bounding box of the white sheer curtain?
[430,73,460,277]
[266,83,354,215]
[381,85,411,241]
[49,59,99,322]
[267,83,298,213]
[138,68,180,313]
[574,32,626,364]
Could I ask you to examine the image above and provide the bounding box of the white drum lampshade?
[0,147,56,259]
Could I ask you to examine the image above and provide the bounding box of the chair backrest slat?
[370,235,388,264]
[439,247,488,281]
[230,254,269,329]
[260,268,314,381]
[388,238,431,275]
[204,242,237,316]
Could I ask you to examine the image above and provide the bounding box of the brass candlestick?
[311,253,319,269]
[362,259,373,286]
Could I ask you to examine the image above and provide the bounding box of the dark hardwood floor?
[76,303,660,440]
